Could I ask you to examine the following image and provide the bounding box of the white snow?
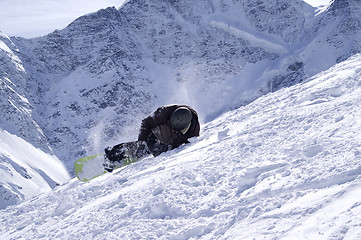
[1,53,360,239]
[0,130,70,209]
[0,34,26,73]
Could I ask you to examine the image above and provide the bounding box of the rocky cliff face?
[0,34,69,209]
[0,0,360,207]
[0,33,51,152]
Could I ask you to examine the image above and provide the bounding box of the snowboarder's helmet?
[170,107,192,131]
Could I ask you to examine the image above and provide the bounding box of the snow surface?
[1,54,360,239]
[0,130,70,209]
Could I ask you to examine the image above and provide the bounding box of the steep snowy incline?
[1,54,360,239]
[0,130,70,209]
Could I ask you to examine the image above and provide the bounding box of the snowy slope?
[1,0,361,215]
[1,54,360,239]
[0,130,70,209]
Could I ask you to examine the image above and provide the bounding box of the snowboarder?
[103,104,200,172]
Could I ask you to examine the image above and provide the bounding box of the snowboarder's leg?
[103,141,150,172]
[103,156,115,172]
[146,133,169,157]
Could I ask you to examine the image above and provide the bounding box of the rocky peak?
[242,0,309,42]
[312,0,361,62]
[328,0,361,16]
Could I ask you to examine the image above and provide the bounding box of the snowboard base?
[74,153,106,182]
[74,141,148,182]
[74,153,137,182]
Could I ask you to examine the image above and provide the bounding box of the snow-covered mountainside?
[0,33,70,209]
[1,53,360,239]
[0,0,361,209]
[0,130,70,209]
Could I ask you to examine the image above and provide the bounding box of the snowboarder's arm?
[138,115,157,141]
[137,106,177,141]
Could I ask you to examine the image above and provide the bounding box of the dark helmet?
[170,107,192,130]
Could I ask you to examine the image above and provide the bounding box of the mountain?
[0,33,70,209]
[1,52,360,239]
[0,0,361,208]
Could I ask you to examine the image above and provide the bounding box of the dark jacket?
[138,105,200,150]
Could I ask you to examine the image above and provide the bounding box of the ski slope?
[1,54,361,239]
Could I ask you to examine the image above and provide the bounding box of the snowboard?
[74,153,108,182]
[74,141,149,182]
[74,153,134,182]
